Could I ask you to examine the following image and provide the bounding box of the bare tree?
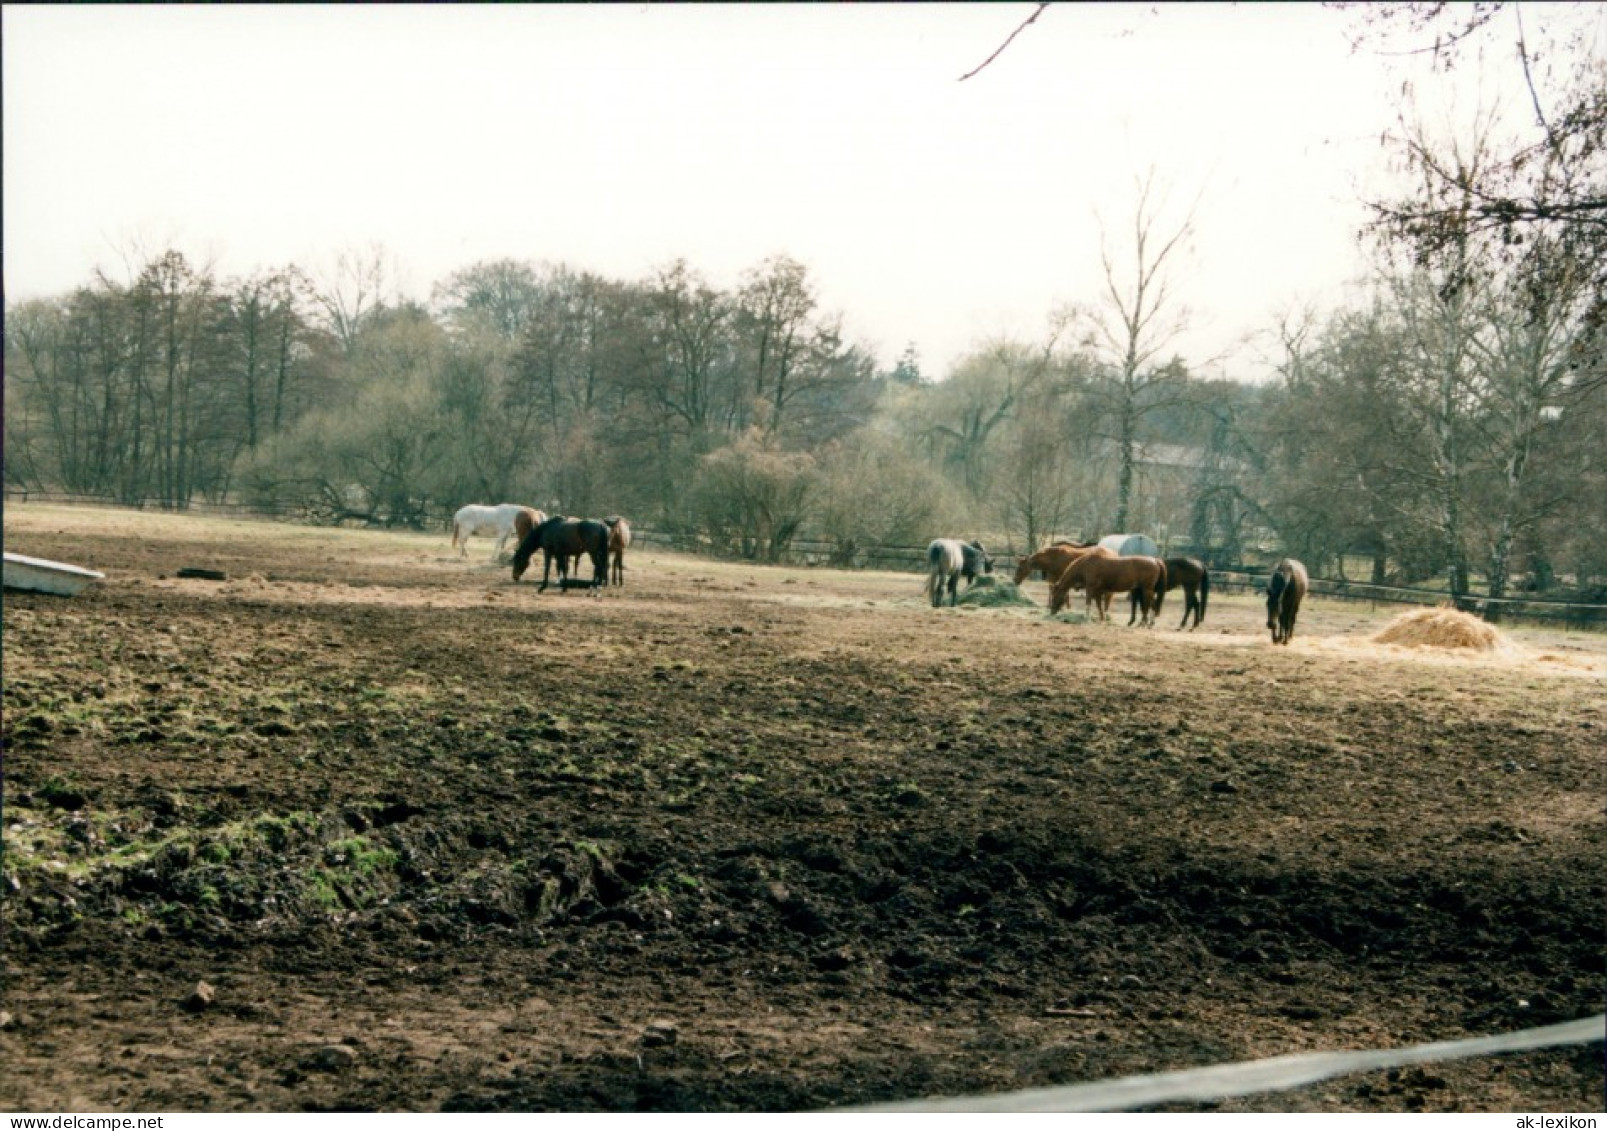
[1071,171,1203,531]
[1349,2,1607,382]
[316,243,398,357]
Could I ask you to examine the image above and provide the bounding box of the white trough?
[3,552,106,597]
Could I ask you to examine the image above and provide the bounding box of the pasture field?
[3,505,1603,1112]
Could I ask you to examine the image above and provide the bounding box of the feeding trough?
[3,552,105,597]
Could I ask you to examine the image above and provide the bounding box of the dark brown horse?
[1052,554,1165,624]
[512,516,610,592]
[1126,556,1210,630]
[1266,558,1308,645]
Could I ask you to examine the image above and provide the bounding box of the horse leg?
[947,572,959,607]
[1127,588,1140,626]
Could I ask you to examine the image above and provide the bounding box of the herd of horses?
[451,503,630,593]
[928,535,1308,644]
[453,505,1307,643]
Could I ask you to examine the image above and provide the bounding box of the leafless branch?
[1329,1,1505,62]
[959,3,1050,82]
[1513,6,1570,180]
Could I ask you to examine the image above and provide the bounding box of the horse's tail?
[451,521,462,551]
[925,543,944,604]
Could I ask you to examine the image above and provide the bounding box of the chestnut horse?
[512,516,610,592]
[1266,558,1308,644]
[511,506,548,549]
[1012,541,1100,586]
[1125,556,1211,630]
[1052,554,1166,624]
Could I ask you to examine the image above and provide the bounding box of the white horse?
[451,503,539,561]
[926,538,993,608]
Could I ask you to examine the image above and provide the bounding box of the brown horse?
[1266,558,1308,644]
[1013,542,1100,586]
[512,516,610,592]
[1053,554,1166,624]
[1125,556,1210,630]
[604,516,631,586]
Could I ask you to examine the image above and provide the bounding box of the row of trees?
[6,228,1601,596]
[5,5,1603,600]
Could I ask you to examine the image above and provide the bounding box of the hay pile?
[955,576,1039,609]
[1372,607,1508,652]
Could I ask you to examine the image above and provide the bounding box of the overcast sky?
[2,4,1584,381]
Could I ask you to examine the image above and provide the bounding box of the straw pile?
[1372,607,1507,651]
[955,576,1039,609]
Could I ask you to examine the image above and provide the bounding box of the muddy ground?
[3,506,1603,1112]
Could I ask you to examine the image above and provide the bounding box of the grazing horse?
[604,516,631,586]
[1266,558,1309,645]
[1126,556,1211,630]
[926,538,993,608]
[512,516,611,592]
[1052,554,1166,624]
[452,503,534,561]
[1013,542,1100,587]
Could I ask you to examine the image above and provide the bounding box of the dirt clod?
[182,982,216,1013]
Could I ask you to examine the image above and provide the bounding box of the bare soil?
[3,506,1603,1112]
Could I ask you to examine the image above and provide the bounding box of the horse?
[511,506,548,549]
[604,516,631,586]
[1125,556,1210,630]
[1013,542,1100,586]
[1266,558,1309,645]
[926,538,993,608]
[511,515,611,592]
[1052,554,1166,624]
[452,503,534,561]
